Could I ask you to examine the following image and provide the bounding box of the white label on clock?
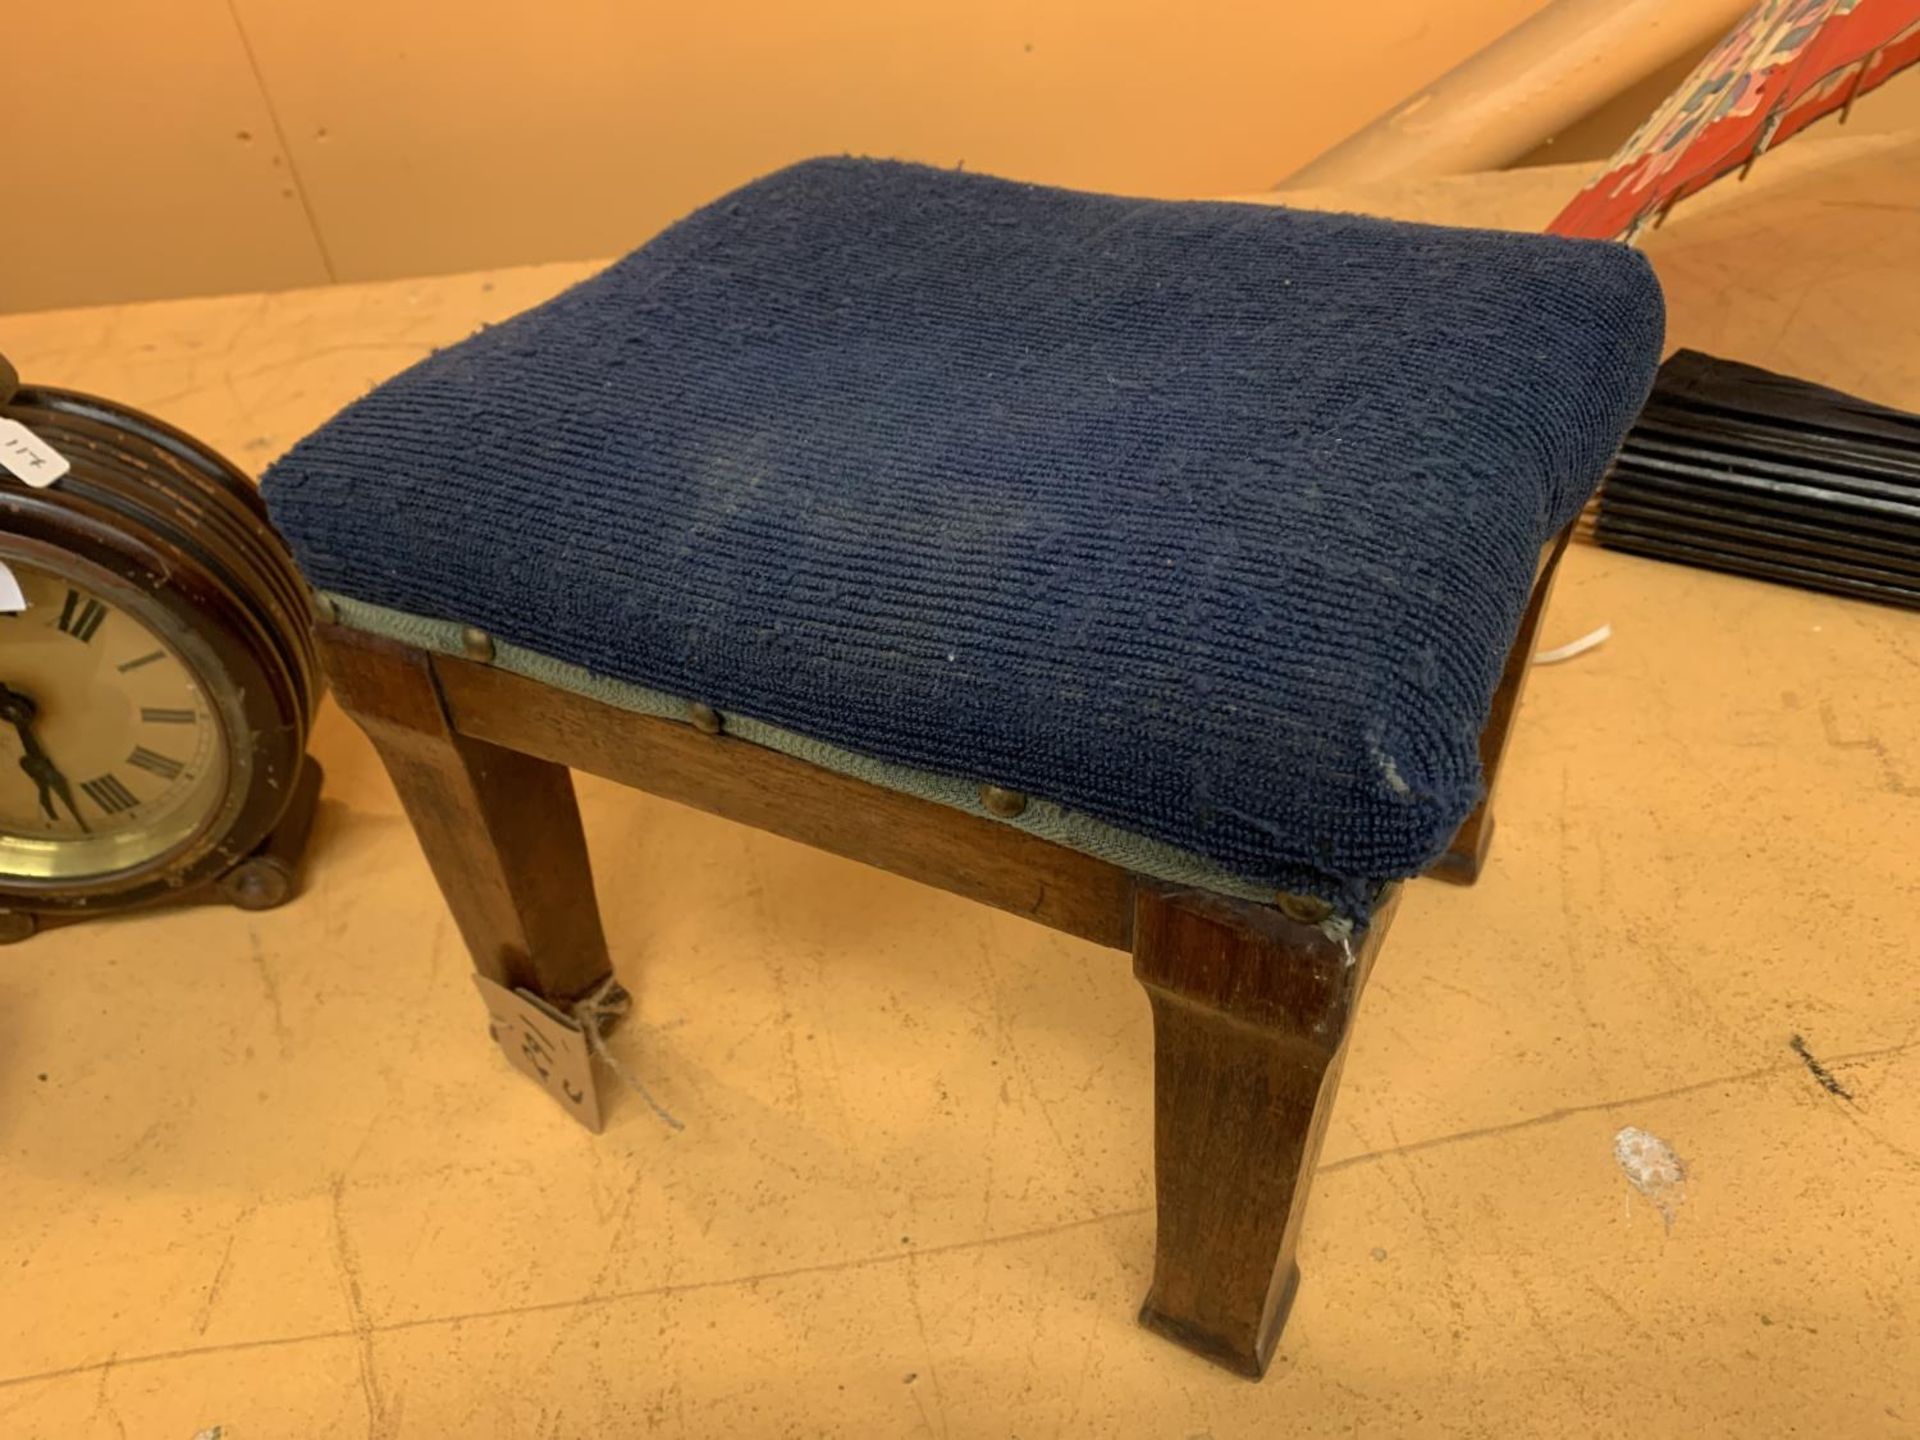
[0,559,24,613]
[0,418,71,488]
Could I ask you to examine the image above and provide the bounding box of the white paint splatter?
[1369,738,1412,797]
[1614,1125,1686,1231]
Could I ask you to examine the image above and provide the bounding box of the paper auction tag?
[0,560,24,614]
[0,419,70,488]
[472,974,604,1133]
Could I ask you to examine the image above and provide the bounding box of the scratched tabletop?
[2,142,1916,1438]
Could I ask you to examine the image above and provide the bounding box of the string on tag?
[573,976,685,1131]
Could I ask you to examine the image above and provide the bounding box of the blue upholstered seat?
[264,157,1664,919]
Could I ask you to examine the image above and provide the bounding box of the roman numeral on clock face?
[81,773,140,815]
[128,746,185,781]
[57,589,108,643]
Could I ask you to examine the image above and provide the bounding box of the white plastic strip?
[1534,622,1612,665]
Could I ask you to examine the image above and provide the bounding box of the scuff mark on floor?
[1613,1126,1686,1231]
[1818,700,1917,796]
[329,1175,394,1437]
[191,1203,257,1336]
[248,924,292,1059]
[1789,1034,1855,1101]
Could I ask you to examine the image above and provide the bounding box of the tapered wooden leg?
[316,624,611,1003]
[1132,882,1399,1378]
[1428,806,1496,886]
[1429,527,1574,885]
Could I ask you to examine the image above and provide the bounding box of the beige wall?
[3,0,1556,313]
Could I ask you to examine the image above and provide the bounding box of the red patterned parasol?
[1549,0,1920,240]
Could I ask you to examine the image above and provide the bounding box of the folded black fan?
[1590,350,1920,612]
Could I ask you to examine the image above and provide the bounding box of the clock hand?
[19,755,59,821]
[24,752,89,833]
[0,681,92,834]
[20,752,66,824]
[0,685,58,821]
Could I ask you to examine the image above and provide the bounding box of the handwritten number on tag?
[0,420,72,488]
[471,974,603,1132]
[520,1024,555,1082]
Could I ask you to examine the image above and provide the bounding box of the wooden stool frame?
[314,530,1570,1378]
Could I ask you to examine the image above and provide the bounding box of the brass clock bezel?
[0,385,319,918]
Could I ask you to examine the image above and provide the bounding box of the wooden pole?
[1281,0,1754,188]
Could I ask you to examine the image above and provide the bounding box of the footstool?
[264,158,1664,1377]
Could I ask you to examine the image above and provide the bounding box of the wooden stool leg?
[1429,527,1574,885]
[316,624,611,1003]
[1430,802,1496,886]
[1132,883,1398,1378]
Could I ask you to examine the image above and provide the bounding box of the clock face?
[0,556,231,882]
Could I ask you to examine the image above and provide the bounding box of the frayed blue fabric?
[264,156,1664,917]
